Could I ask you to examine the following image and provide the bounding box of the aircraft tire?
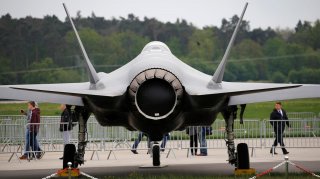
[63,144,76,169]
[152,145,160,166]
[237,143,250,169]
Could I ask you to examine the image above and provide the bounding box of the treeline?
[0,13,320,85]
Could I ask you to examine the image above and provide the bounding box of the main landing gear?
[222,105,250,170]
[74,106,91,166]
[61,106,90,169]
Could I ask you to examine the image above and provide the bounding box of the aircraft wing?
[0,80,127,106]
[6,81,124,97]
[0,85,84,106]
[228,84,320,105]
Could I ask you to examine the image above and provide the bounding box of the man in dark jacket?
[59,104,73,159]
[270,102,290,155]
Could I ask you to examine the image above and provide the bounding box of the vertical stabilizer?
[63,3,100,86]
[211,2,248,83]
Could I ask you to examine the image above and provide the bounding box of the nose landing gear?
[140,141,168,168]
[152,142,160,166]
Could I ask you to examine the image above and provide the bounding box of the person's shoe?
[196,153,207,156]
[19,155,28,160]
[131,150,138,154]
[160,149,165,152]
[59,157,63,160]
[270,148,278,155]
[282,148,289,155]
[37,151,45,159]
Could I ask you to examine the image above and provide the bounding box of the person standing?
[59,104,73,160]
[270,102,290,155]
[20,105,32,160]
[197,126,210,156]
[160,133,170,152]
[187,126,199,156]
[131,131,148,154]
[20,101,43,160]
[131,132,169,154]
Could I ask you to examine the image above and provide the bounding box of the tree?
[288,68,320,84]
[249,27,276,45]
[291,20,320,50]
[263,37,289,77]
[187,28,221,62]
[22,58,81,84]
[271,71,286,83]
[0,56,16,84]
[219,15,250,48]
[228,39,263,81]
[0,13,320,85]
[103,31,149,65]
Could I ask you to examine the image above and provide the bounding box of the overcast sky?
[1,0,320,29]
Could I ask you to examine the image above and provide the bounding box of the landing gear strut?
[222,105,238,166]
[222,105,250,170]
[140,141,165,168]
[74,106,91,166]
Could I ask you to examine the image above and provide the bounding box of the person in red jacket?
[20,101,43,160]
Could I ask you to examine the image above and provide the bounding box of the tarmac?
[0,148,319,178]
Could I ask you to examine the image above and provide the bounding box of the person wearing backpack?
[59,104,73,160]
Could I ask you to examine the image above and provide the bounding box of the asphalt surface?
[0,161,319,179]
[1,148,319,178]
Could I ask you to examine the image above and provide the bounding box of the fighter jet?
[0,3,319,168]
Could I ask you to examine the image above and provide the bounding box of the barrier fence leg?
[90,150,98,160]
[107,150,112,160]
[285,156,289,179]
[166,148,176,159]
[107,150,117,160]
[251,147,255,157]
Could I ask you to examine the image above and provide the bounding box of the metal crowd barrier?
[287,112,316,120]
[264,119,320,149]
[0,115,320,162]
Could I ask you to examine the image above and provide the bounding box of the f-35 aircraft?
[1,3,319,168]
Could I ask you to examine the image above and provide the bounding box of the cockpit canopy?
[141,41,171,53]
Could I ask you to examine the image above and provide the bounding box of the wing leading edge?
[228,84,320,106]
[0,86,83,106]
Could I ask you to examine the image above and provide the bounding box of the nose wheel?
[152,142,160,166]
[236,143,250,169]
[141,141,167,168]
[63,144,77,169]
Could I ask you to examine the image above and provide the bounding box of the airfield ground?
[0,148,319,178]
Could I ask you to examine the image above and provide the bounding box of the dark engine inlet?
[128,68,183,120]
